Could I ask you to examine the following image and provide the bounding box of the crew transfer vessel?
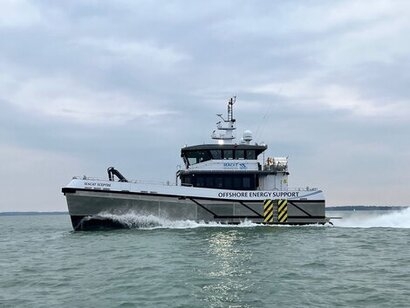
[62,97,329,230]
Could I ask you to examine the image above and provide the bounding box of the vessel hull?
[63,187,327,230]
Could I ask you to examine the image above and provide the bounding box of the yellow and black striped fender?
[277,199,288,223]
[263,199,274,223]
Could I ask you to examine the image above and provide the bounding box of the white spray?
[332,207,410,228]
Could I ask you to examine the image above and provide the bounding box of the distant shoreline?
[0,211,68,216]
[326,206,408,211]
[1,206,408,216]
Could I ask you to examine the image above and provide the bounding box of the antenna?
[228,96,236,122]
[211,96,237,144]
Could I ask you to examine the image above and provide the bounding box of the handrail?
[287,187,319,191]
[72,176,177,186]
[73,176,319,191]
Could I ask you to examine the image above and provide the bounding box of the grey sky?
[1,0,409,211]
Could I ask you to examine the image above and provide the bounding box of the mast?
[227,96,235,122]
[211,96,237,144]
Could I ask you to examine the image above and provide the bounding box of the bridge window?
[185,150,212,165]
[235,150,245,159]
[210,149,222,159]
[246,150,256,159]
[223,150,233,159]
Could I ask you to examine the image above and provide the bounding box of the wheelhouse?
[181,144,267,167]
[179,144,268,190]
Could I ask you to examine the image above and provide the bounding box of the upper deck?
[181,144,267,168]
[177,97,289,191]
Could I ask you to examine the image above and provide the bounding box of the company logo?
[223,162,248,170]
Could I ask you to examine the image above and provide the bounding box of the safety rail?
[287,187,319,192]
[72,176,176,186]
[72,176,319,191]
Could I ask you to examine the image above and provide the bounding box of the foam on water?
[98,212,261,230]
[97,212,332,229]
[98,208,410,229]
[333,207,410,228]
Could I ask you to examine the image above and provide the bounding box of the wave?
[90,208,410,230]
[97,212,260,230]
[332,207,410,228]
[97,213,330,230]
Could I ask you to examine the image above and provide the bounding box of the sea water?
[1,209,409,307]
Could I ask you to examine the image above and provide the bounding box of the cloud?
[1,0,410,211]
[0,71,178,125]
[250,76,410,119]
[0,0,43,28]
[74,37,191,71]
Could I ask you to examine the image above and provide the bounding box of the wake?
[98,212,259,230]
[97,208,410,230]
[332,207,410,228]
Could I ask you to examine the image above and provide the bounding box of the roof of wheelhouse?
[181,144,267,153]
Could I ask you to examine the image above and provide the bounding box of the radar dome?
[243,130,253,144]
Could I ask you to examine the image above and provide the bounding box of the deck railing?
[73,176,319,191]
